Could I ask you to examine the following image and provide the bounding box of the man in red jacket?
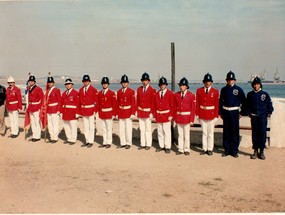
[97,77,118,148]
[174,77,196,156]
[117,75,136,149]
[6,76,22,138]
[154,77,175,154]
[136,72,156,150]
[45,76,62,143]
[78,74,98,148]
[26,75,44,142]
[196,73,219,156]
[61,78,79,145]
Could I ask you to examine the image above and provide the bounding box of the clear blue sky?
[0,0,284,82]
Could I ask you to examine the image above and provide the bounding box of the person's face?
[65,83,73,90]
[47,82,54,88]
[179,85,187,92]
[83,81,90,87]
[8,82,15,88]
[159,84,167,91]
[29,80,35,86]
[102,83,109,89]
[253,83,261,91]
[142,80,149,87]
[204,81,212,88]
[226,79,235,86]
[121,82,128,88]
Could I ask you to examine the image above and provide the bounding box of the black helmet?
[178,77,189,89]
[158,76,168,86]
[101,76,110,84]
[203,73,213,83]
[65,78,73,85]
[120,74,129,83]
[28,75,36,82]
[141,72,150,81]
[47,76,54,83]
[252,76,262,88]
[82,74,91,82]
[226,71,236,80]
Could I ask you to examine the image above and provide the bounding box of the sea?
[29,82,285,98]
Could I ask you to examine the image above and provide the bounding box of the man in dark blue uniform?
[247,77,273,160]
[219,71,246,158]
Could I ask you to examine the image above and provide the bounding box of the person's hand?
[130,114,135,119]
[75,114,80,119]
[168,116,173,121]
[267,114,271,118]
[190,122,194,127]
[149,113,153,119]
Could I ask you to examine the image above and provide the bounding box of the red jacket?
[27,85,44,113]
[196,87,219,120]
[61,88,79,121]
[117,87,136,119]
[6,86,22,111]
[154,89,175,123]
[78,85,98,117]
[175,91,196,124]
[136,85,156,118]
[45,87,62,114]
[97,88,118,120]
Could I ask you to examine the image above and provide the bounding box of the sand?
[0,117,285,213]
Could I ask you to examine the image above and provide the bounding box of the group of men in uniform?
[0,71,273,159]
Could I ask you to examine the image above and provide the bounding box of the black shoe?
[155,148,164,152]
[99,144,106,148]
[176,151,183,155]
[250,150,258,159]
[51,140,57,144]
[200,150,208,155]
[32,138,41,142]
[117,145,126,148]
[87,143,93,148]
[165,149,171,154]
[11,134,18,138]
[259,152,266,160]
[145,146,151,150]
[69,141,76,145]
[81,142,88,147]
[184,151,190,156]
[138,146,145,150]
[232,153,239,158]
[64,141,70,144]
[106,144,111,148]
[208,151,213,156]
[125,145,131,149]
[222,152,230,157]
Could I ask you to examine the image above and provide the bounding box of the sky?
[0,0,285,82]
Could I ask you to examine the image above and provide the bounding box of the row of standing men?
[0,71,273,159]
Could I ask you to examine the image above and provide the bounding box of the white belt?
[177,111,191,115]
[156,110,170,114]
[48,102,58,107]
[29,101,41,105]
[200,105,215,110]
[250,113,258,116]
[81,104,95,108]
[138,107,151,112]
[223,106,239,111]
[102,107,113,112]
[119,105,131,110]
[63,105,77,109]
[9,101,18,104]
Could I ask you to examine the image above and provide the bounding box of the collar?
[204,86,211,91]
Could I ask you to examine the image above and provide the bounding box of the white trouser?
[82,116,95,144]
[200,119,215,151]
[139,118,152,147]
[30,111,41,139]
[48,113,60,141]
[8,110,19,135]
[119,118,132,146]
[63,120,78,142]
[177,123,190,153]
[101,119,113,145]
[157,121,171,149]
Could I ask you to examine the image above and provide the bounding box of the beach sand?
[0,116,285,213]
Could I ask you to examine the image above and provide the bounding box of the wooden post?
[171,42,175,92]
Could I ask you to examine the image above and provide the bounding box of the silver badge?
[261,94,266,101]
[233,89,239,96]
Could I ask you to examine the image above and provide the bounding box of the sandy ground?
[0,117,285,213]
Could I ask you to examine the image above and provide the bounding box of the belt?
[102,107,113,112]
[177,111,191,115]
[138,107,151,112]
[9,101,18,104]
[200,105,215,110]
[81,104,95,108]
[119,105,131,110]
[156,110,170,114]
[250,113,258,116]
[63,105,77,109]
[48,102,58,107]
[223,106,239,111]
[29,101,41,105]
